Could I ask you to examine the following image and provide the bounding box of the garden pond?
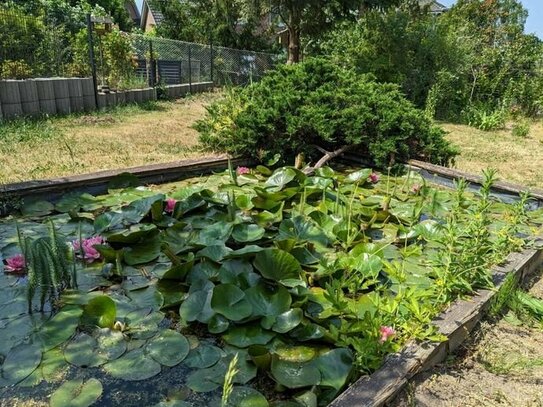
[0,165,542,407]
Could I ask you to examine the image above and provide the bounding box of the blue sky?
[135,0,542,38]
[440,0,542,38]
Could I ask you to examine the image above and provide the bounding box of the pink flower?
[4,254,25,273]
[165,198,176,214]
[411,184,422,194]
[368,173,380,183]
[379,326,396,344]
[73,236,105,263]
[236,167,250,176]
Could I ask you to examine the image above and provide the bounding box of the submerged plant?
[21,221,77,312]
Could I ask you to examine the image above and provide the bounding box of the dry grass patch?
[0,92,221,184]
[442,121,543,189]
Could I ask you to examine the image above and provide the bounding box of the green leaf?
[223,324,275,348]
[146,330,190,367]
[265,168,302,191]
[105,224,157,244]
[103,348,161,381]
[344,169,372,184]
[198,222,233,245]
[211,284,252,321]
[314,348,353,391]
[278,216,329,247]
[253,249,303,283]
[64,333,106,368]
[197,244,233,262]
[123,233,162,265]
[223,387,269,407]
[50,378,103,407]
[81,296,117,329]
[0,342,41,386]
[232,224,265,243]
[33,306,83,351]
[245,283,291,317]
[270,355,320,389]
[271,308,303,333]
[183,345,222,369]
[179,285,215,324]
[21,199,55,217]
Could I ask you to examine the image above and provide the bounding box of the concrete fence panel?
[34,78,57,116]
[0,80,23,119]
[68,78,85,113]
[18,80,40,116]
[52,78,71,115]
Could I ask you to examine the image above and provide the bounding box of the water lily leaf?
[81,295,116,329]
[197,244,233,262]
[253,249,302,283]
[124,309,163,340]
[50,378,103,407]
[270,308,303,333]
[208,314,230,334]
[160,255,194,281]
[153,400,191,407]
[198,222,233,245]
[344,169,372,184]
[270,355,320,389]
[33,306,83,351]
[294,390,317,407]
[103,348,161,381]
[313,348,353,391]
[235,195,255,210]
[225,245,265,259]
[352,253,382,279]
[278,217,328,247]
[64,333,106,367]
[179,285,215,323]
[127,286,164,311]
[106,224,157,244]
[94,211,125,234]
[232,224,265,243]
[123,233,161,265]
[185,367,222,393]
[265,168,302,192]
[122,195,165,224]
[223,324,275,348]
[414,219,443,241]
[21,199,55,217]
[211,284,252,321]
[146,330,190,367]
[184,345,222,369]
[222,387,269,407]
[0,342,41,386]
[95,328,126,361]
[245,283,291,317]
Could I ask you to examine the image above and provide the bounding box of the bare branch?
[303,145,352,175]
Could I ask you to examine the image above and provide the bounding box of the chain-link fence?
[129,34,280,89]
[0,9,75,79]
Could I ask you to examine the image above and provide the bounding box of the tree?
[246,0,401,64]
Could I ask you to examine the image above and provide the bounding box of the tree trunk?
[287,6,302,64]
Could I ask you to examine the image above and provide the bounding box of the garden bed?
[0,158,542,407]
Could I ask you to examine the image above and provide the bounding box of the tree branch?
[303,145,352,175]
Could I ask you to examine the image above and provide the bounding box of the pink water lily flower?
[73,236,105,263]
[165,198,176,214]
[368,172,380,183]
[236,166,250,175]
[4,254,25,273]
[379,326,396,344]
[411,184,422,194]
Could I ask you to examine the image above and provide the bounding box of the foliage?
[0,165,539,405]
[196,58,458,168]
[464,105,506,131]
[0,59,33,79]
[512,119,531,138]
[315,0,543,121]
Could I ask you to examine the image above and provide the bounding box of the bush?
[464,105,506,131]
[0,59,33,79]
[512,120,530,138]
[196,59,458,168]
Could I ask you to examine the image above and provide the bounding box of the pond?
[0,165,542,407]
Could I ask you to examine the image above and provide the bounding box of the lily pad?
[211,284,252,321]
[245,283,291,317]
[103,348,161,381]
[81,296,117,329]
[146,330,190,367]
[253,249,303,283]
[0,342,42,386]
[232,224,265,243]
[223,324,275,348]
[50,378,103,407]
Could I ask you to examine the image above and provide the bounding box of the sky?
[440,0,543,38]
[135,0,542,39]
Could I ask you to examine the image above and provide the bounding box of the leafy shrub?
[196,59,458,168]
[464,105,506,131]
[512,119,530,138]
[0,59,33,79]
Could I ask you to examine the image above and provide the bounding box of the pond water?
[0,165,542,407]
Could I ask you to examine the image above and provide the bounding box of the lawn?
[0,93,220,185]
[442,121,543,190]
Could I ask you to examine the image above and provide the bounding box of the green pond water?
[0,166,542,407]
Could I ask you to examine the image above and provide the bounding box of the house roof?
[419,0,449,13]
[124,0,141,23]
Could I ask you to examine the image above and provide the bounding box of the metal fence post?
[86,14,98,109]
[188,44,192,93]
[210,40,214,84]
[149,40,155,87]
